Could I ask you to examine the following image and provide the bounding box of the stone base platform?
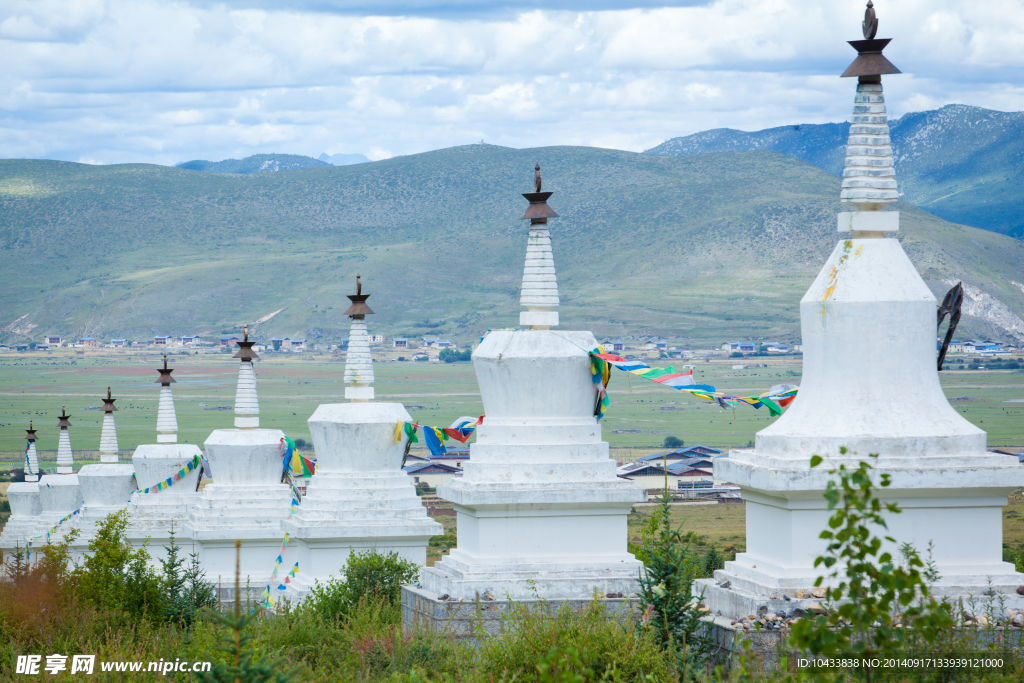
[401,584,642,640]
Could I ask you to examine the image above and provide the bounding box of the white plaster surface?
[66,464,138,556]
[99,413,119,462]
[283,402,441,596]
[25,442,39,481]
[702,227,1024,617]
[56,428,73,474]
[157,386,178,439]
[520,227,559,308]
[420,329,645,601]
[0,483,44,550]
[187,428,292,591]
[126,444,203,565]
[837,211,898,233]
[841,81,898,205]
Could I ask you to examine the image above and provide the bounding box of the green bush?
[306,550,420,621]
[439,348,473,363]
[663,436,684,449]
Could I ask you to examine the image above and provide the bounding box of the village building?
[181,334,201,346]
[404,461,462,488]
[110,339,127,348]
[46,335,62,346]
[393,338,408,348]
[79,337,98,347]
[154,335,170,346]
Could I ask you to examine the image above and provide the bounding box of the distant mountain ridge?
[319,152,370,166]
[2,145,1022,347]
[646,105,1024,240]
[175,153,331,173]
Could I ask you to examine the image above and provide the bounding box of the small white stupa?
[699,3,1024,617]
[0,424,46,554]
[126,357,203,565]
[186,326,289,601]
[36,407,83,540]
[284,276,442,599]
[70,388,137,557]
[417,167,644,604]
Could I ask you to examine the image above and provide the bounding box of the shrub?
[663,436,684,449]
[161,528,218,627]
[306,550,420,621]
[439,348,473,363]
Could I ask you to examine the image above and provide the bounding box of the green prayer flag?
[403,422,419,444]
[760,397,782,417]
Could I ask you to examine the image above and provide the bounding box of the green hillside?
[1,145,1022,347]
[175,153,331,174]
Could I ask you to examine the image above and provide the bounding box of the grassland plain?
[2,145,1024,349]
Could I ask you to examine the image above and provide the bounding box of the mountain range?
[646,105,1024,240]
[175,152,370,174]
[1,144,1022,347]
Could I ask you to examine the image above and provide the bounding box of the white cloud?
[0,0,1022,165]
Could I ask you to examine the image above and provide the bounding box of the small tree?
[790,451,955,680]
[306,549,420,621]
[663,436,684,449]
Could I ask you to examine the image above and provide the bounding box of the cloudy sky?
[1,0,1022,165]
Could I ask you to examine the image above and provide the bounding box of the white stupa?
[417,167,645,603]
[0,424,46,554]
[36,407,83,542]
[126,357,203,566]
[69,388,137,557]
[186,326,289,602]
[698,4,1024,617]
[283,276,442,599]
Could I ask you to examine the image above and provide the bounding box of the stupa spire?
[343,274,375,402]
[156,355,179,443]
[25,421,39,482]
[99,387,120,463]
[519,164,560,330]
[55,406,74,474]
[839,0,901,221]
[233,325,260,428]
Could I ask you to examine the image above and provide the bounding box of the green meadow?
[1,349,1021,464]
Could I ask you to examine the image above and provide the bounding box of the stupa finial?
[344,274,375,401]
[156,356,179,442]
[233,325,260,428]
[519,165,560,329]
[25,420,39,481]
[99,386,120,461]
[56,405,74,473]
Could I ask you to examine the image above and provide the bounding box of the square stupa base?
[401,584,642,640]
[700,454,1024,618]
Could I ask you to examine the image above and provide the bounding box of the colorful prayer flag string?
[139,455,200,494]
[394,417,483,455]
[590,351,799,417]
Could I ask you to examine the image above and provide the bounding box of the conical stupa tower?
[55,406,74,474]
[343,275,375,401]
[99,387,120,462]
[35,407,83,542]
[413,165,643,624]
[519,164,560,330]
[284,276,440,600]
[25,422,39,483]
[125,357,203,568]
[188,325,290,604]
[69,387,137,557]
[156,356,179,442]
[700,1,1024,618]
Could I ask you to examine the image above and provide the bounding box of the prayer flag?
[403,422,419,444]
[423,426,447,456]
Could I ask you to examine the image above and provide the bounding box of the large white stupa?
[697,4,1024,617]
[36,407,83,539]
[0,424,45,554]
[68,388,137,557]
[186,327,290,600]
[283,276,442,598]
[126,357,203,565]
[417,167,645,603]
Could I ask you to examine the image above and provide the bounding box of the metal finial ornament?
[234,324,259,360]
[937,282,964,371]
[58,405,72,428]
[841,0,900,78]
[862,0,878,40]
[344,273,374,318]
[102,386,118,412]
[26,421,37,442]
[521,165,559,224]
[157,354,176,385]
